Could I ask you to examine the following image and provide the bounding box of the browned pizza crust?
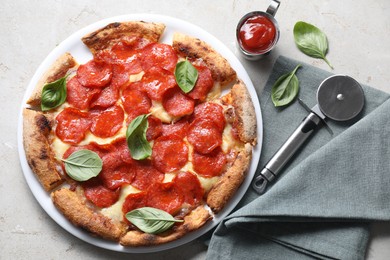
[82,21,166,54]
[172,33,237,86]
[26,52,78,107]
[120,205,211,246]
[23,108,63,191]
[206,81,257,213]
[231,80,257,145]
[52,188,127,241]
[206,143,252,213]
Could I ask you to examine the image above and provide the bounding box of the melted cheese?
[206,82,221,101]
[129,71,144,83]
[150,100,175,123]
[221,123,244,153]
[198,175,219,192]
[80,123,127,146]
[51,138,71,160]
[101,185,140,221]
[51,122,127,159]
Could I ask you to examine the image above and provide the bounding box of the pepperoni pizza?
[22,21,257,246]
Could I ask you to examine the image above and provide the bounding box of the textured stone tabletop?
[1,0,389,259]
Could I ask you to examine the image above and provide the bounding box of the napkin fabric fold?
[206,56,390,260]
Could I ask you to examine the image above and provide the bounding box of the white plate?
[17,14,263,253]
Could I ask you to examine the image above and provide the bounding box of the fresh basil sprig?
[126,114,151,160]
[174,59,198,93]
[126,207,184,234]
[271,65,301,107]
[41,76,68,111]
[293,21,333,69]
[61,149,103,181]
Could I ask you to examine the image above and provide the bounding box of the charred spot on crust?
[144,233,157,244]
[29,159,36,169]
[177,44,198,60]
[35,114,51,134]
[110,22,121,28]
[39,149,49,160]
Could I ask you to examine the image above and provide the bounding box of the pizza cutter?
[253,74,365,194]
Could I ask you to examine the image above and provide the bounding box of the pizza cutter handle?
[253,112,322,194]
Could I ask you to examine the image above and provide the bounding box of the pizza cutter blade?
[253,75,365,194]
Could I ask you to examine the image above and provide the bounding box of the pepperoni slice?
[83,178,120,208]
[66,76,101,110]
[187,65,214,101]
[90,105,124,138]
[174,171,204,205]
[141,43,178,72]
[192,147,227,177]
[110,39,145,74]
[146,181,184,215]
[146,116,163,141]
[161,118,189,138]
[56,107,91,145]
[122,85,151,120]
[141,67,177,100]
[96,48,142,76]
[131,160,164,191]
[101,159,135,190]
[90,83,119,108]
[192,102,226,132]
[187,119,223,154]
[152,135,189,173]
[62,142,111,162]
[110,64,131,89]
[77,60,112,88]
[109,36,151,63]
[110,137,134,164]
[162,87,195,117]
[122,191,147,216]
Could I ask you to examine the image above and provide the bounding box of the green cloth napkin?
[206,56,390,260]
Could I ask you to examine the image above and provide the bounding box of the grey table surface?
[1,0,389,259]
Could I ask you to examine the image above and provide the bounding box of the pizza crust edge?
[81,21,166,54]
[120,205,212,246]
[23,108,63,191]
[206,80,257,213]
[52,188,128,241]
[172,32,237,86]
[26,52,78,107]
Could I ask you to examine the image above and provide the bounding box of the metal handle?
[253,112,322,194]
[266,0,280,17]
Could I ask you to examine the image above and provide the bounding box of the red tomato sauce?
[239,14,276,53]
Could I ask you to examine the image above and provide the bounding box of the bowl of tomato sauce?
[236,0,280,60]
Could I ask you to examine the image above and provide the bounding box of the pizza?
[22,21,257,247]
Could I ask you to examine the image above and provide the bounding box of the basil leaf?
[271,65,301,107]
[62,150,103,181]
[126,114,151,160]
[125,207,184,234]
[174,59,198,93]
[293,21,333,69]
[41,76,67,111]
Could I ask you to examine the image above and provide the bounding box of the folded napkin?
[206,56,390,260]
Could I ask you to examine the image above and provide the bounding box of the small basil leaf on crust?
[41,76,67,111]
[175,59,198,93]
[125,207,183,234]
[61,149,103,181]
[126,114,151,160]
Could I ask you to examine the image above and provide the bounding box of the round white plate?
[17,14,263,253]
